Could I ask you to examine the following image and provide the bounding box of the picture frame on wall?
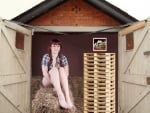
[93,38,107,51]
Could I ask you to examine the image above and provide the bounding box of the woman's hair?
[48,39,63,67]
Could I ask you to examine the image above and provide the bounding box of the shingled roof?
[12,0,138,24]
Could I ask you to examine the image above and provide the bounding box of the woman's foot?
[67,104,74,109]
[66,99,74,109]
[58,98,68,109]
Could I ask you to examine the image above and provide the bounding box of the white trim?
[33,26,120,32]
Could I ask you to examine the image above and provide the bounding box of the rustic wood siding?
[0,19,31,113]
[118,19,150,113]
[29,0,121,26]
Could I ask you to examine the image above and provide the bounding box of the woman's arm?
[42,65,50,78]
[64,65,69,77]
[41,54,50,78]
[61,55,69,77]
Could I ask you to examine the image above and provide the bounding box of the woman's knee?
[42,77,51,87]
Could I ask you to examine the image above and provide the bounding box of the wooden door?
[118,21,150,113]
[0,18,32,113]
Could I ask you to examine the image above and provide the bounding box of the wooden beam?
[125,87,150,113]
[3,20,31,36]
[0,75,27,85]
[119,21,146,36]
[122,74,150,86]
[0,86,25,113]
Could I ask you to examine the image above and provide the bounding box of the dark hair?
[49,39,62,48]
[48,39,63,67]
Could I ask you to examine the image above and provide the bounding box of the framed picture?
[93,38,107,51]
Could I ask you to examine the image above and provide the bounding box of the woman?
[41,39,73,109]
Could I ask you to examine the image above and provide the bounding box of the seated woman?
[41,39,73,109]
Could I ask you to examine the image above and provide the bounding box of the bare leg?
[59,67,73,109]
[49,67,67,109]
[42,76,51,87]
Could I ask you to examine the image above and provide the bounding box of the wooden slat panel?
[122,74,149,86]
[123,25,149,73]
[0,86,25,113]
[125,87,150,113]
[0,19,31,113]
[84,53,115,113]
[1,25,26,73]
[0,75,27,86]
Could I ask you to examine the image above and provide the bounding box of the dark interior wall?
[32,32,118,76]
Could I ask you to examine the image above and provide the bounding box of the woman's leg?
[59,67,73,109]
[42,76,51,87]
[49,67,67,109]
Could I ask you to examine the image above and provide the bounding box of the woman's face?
[51,44,60,55]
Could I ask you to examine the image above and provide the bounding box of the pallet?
[84,53,115,113]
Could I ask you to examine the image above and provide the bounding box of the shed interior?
[32,32,118,77]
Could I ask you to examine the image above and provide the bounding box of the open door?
[118,19,150,113]
[0,18,32,113]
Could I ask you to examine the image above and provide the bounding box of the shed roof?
[12,0,138,24]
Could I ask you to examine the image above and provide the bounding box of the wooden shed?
[0,18,32,113]
[1,0,146,113]
[11,0,137,78]
[118,18,150,113]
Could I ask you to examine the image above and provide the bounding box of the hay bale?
[31,76,42,100]
[32,87,76,113]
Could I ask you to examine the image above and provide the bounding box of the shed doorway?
[31,31,118,113]
[32,32,118,76]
